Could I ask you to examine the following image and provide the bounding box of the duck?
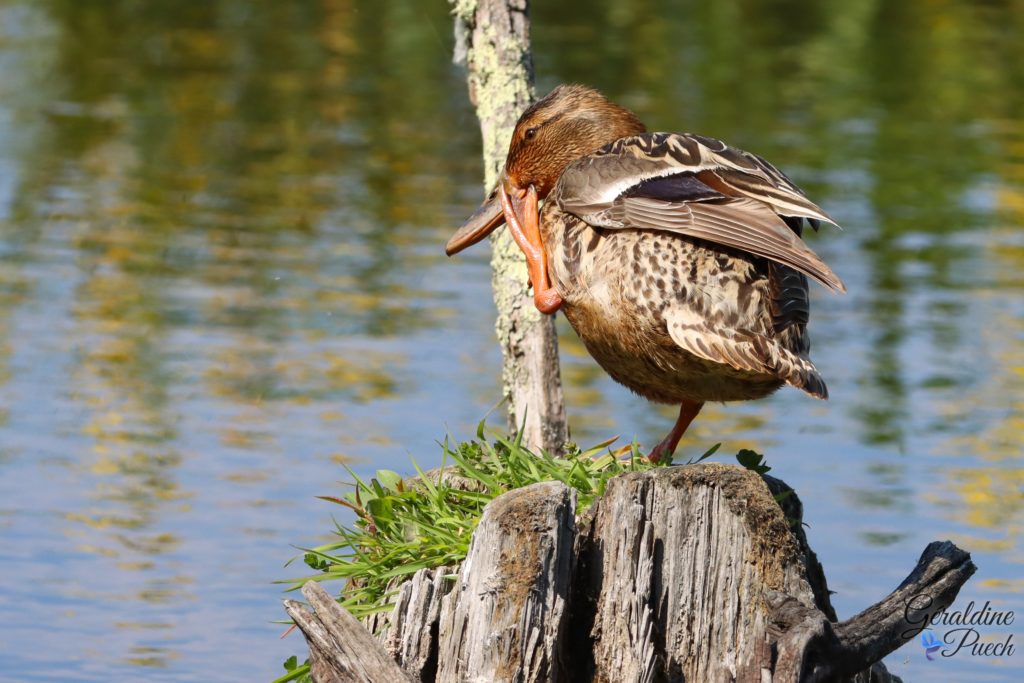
[446,84,844,462]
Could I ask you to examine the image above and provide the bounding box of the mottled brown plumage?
[447,85,845,461]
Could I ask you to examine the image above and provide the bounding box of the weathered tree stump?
[285,464,975,682]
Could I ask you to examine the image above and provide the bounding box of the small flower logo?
[920,630,942,661]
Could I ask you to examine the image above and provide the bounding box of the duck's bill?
[445,187,505,256]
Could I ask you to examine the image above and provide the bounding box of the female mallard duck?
[447,85,845,462]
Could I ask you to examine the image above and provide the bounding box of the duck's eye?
[524,127,538,140]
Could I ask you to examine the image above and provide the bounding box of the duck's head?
[446,84,646,256]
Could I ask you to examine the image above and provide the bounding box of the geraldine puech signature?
[903,593,1015,659]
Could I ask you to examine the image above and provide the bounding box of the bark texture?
[451,0,568,454]
[285,464,975,683]
[284,581,413,683]
[436,481,576,682]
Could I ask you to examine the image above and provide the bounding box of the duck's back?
[541,184,828,405]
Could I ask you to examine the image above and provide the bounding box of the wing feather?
[665,308,828,398]
[610,195,845,292]
[555,132,846,292]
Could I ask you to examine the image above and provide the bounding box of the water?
[0,1,1020,680]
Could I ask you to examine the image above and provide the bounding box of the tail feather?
[752,335,829,399]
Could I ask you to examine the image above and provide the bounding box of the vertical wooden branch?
[451,0,568,454]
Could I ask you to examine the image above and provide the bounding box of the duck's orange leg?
[500,184,562,314]
[648,400,704,463]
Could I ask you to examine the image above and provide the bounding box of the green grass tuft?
[279,425,725,617]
